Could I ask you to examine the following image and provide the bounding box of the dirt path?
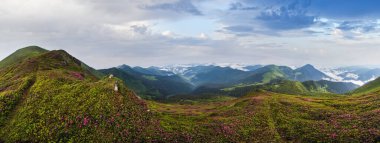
[5,77,36,123]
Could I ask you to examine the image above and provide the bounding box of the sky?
[1,0,380,69]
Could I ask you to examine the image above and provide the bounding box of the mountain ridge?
[0,46,379,142]
[0,47,164,142]
[0,46,48,69]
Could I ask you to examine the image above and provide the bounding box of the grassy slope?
[0,46,48,69]
[99,67,193,100]
[148,91,380,142]
[303,80,359,94]
[242,65,292,84]
[351,77,380,95]
[0,50,163,142]
[0,47,379,142]
[98,68,149,97]
[219,79,358,98]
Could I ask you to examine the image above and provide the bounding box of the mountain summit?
[0,46,48,69]
[1,47,379,142]
[0,47,161,142]
[294,64,329,81]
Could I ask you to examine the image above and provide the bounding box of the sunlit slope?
[0,46,48,69]
[0,50,161,142]
[99,67,193,100]
[351,77,380,95]
[0,46,379,142]
[148,91,380,142]
[217,79,358,97]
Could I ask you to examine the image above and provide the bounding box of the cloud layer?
[0,0,380,68]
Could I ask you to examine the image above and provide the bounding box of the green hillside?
[294,64,329,81]
[303,80,359,94]
[148,91,380,142]
[189,66,248,86]
[0,46,48,69]
[0,50,162,142]
[99,68,157,99]
[240,64,331,84]
[351,77,380,95]
[214,79,357,97]
[242,65,293,84]
[223,80,320,97]
[0,47,379,142]
[99,67,194,100]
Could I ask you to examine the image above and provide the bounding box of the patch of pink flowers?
[330,133,337,139]
[83,117,90,126]
[71,72,84,80]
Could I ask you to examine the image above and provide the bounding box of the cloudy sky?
[1,0,380,68]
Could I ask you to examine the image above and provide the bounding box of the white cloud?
[103,21,154,39]
[332,28,344,37]
[161,31,176,37]
[1,0,380,69]
[199,33,208,39]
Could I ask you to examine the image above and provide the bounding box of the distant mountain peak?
[0,46,49,69]
[295,64,321,73]
[293,64,330,82]
[299,64,316,69]
[117,64,132,69]
[18,45,46,51]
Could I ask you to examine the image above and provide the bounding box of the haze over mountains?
[0,46,374,100]
[0,46,380,142]
[128,63,380,86]
[0,46,372,100]
[2,0,380,142]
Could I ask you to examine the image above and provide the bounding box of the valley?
[0,46,379,142]
[100,61,363,99]
[2,0,380,142]
[148,91,380,142]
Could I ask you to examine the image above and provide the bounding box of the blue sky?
[0,0,380,68]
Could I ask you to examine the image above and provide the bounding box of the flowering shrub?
[0,49,379,142]
[70,72,84,80]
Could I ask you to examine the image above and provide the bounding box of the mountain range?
[99,65,193,100]
[158,64,380,86]
[0,46,379,142]
[100,63,364,99]
[321,66,380,85]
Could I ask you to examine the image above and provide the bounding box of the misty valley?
[0,46,379,142]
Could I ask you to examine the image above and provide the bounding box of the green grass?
[0,47,379,142]
[142,75,157,81]
[147,91,380,142]
[220,79,354,97]
[221,83,259,91]
[0,50,166,142]
[351,78,380,95]
[165,94,237,104]
[262,70,286,83]
[0,46,48,69]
